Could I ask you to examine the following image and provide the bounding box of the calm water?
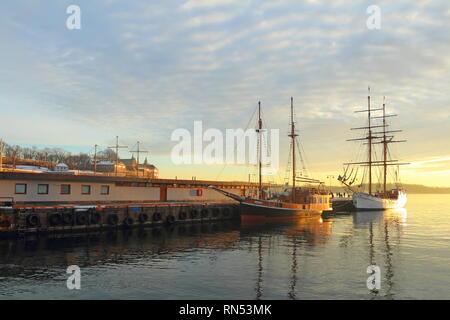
[0,194,449,300]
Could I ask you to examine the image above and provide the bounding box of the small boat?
[331,195,355,212]
[338,89,408,210]
[212,98,331,221]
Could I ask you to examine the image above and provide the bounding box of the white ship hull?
[352,191,407,210]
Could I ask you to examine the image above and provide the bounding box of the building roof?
[96,161,115,165]
[55,163,68,168]
[121,158,136,164]
[0,171,265,188]
[138,164,156,169]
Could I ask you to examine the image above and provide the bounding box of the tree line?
[1,142,117,170]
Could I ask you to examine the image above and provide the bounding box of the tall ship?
[338,89,408,210]
[212,98,331,220]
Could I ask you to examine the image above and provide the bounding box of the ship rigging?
[339,88,408,210]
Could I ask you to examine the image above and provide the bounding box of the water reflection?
[352,208,408,299]
[240,216,333,299]
[0,221,241,279]
[288,236,298,300]
[0,208,413,299]
[255,236,263,300]
[384,219,393,299]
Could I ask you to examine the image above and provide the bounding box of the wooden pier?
[0,202,240,239]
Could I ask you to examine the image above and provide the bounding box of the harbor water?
[0,194,449,299]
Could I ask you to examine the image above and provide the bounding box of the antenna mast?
[0,139,3,172]
[130,141,149,176]
[108,136,127,176]
[93,144,98,175]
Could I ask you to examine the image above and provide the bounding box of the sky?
[1,0,450,186]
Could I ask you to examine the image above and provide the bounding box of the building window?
[15,184,27,194]
[101,185,110,195]
[61,184,71,195]
[82,185,91,195]
[37,184,49,194]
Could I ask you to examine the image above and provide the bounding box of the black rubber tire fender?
[222,207,231,217]
[123,217,134,227]
[76,212,88,225]
[26,214,40,227]
[49,213,62,226]
[90,211,101,225]
[152,212,162,222]
[138,213,149,223]
[166,215,175,225]
[107,214,119,226]
[178,211,187,220]
[189,209,198,219]
[62,211,74,225]
[201,208,209,218]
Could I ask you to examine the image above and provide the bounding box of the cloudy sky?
[1,0,450,186]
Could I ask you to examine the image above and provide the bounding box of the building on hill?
[138,163,158,178]
[139,157,158,178]
[121,157,138,171]
[93,157,158,178]
[94,160,127,174]
[120,157,158,178]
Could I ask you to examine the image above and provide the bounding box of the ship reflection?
[353,208,408,299]
[255,236,263,300]
[353,208,407,226]
[240,215,333,299]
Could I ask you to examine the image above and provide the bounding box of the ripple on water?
[0,195,450,299]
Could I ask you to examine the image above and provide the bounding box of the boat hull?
[352,191,407,210]
[240,201,322,221]
[331,197,355,212]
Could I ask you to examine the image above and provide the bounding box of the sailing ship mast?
[376,97,408,193]
[289,97,298,202]
[258,101,262,200]
[346,88,383,195]
[368,89,372,195]
[382,97,387,194]
[343,89,408,195]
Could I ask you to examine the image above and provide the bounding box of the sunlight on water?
[0,194,449,299]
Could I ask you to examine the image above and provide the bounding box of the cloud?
[185,11,240,27]
[181,0,243,10]
[408,157,450,169]
[2,0,450,184]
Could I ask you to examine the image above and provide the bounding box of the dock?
[0,201,240,239]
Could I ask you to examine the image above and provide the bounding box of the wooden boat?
[211,98,331,221]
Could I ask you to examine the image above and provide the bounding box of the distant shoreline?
[330,184,450,194]
[403,192,450,194]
